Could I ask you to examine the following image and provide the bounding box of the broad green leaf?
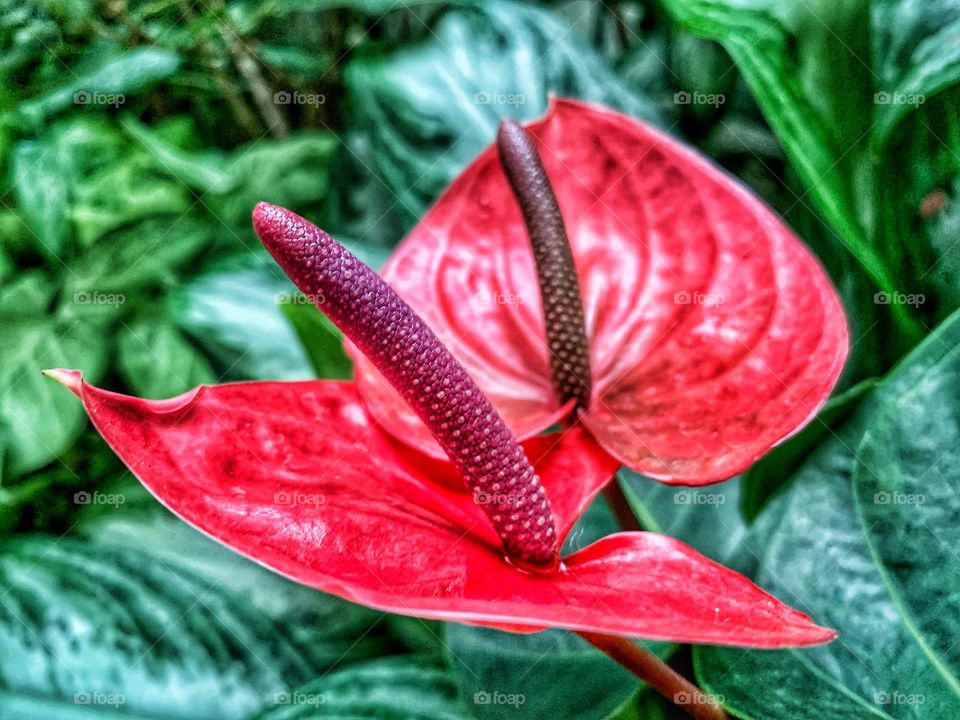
[60,215,212,305]
[210,133,338,228]
[168,255,315,380]
[618,473,745,564]
[345,0,667,225]
[659,0,907,317]
[445,625,669,720]
[121,115,234,193]
[0,534,393,720]
[249,656,467,720]
[69,156,192,245]
[0,270,55,316]
[117,319,217,398]
[15,47,180,124]
[853,332,960,698]
[76,491,398,671]
[696,309,960,719]
[9,140,70,259]
[872,0,960,146]
[0,319,106,478]
[124,116,338,228]
[445,493,673,720]
[280,300,352,379]
[740,377,879,521]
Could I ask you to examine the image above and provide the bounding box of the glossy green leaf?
[0,534,392,720]
[618,473,745,564]
[853,331,960,699]
[9,140,71,259]
[249,656,467,720]
[15,47,181,124]
[740,378,879,522]
[124,117,338,228]
[345,0,667,224]
[168,255,315,380]
[0,319,106,478]
[445,625,669,720]
[696,309,960,719]
[872,0,960,146]
[280,300,352,379]
[61,216,211,308]
[70,156,191,245]
[658,0,904,312]
[117,319,217,398]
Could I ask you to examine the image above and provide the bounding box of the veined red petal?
[52,372,832,646]
[353,98,848,483]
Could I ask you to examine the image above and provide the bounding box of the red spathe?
[352,98,849,484]
[51,370,835,647]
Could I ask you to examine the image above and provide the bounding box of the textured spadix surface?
[51,371,835,647]
[253,202,555,564]
[352,98,849,484]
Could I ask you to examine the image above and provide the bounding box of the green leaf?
[853,333,960,698]
[618,473,746,564]
[168,255,315,380]
[69,155,192,245]
[345,0,667,225]
[249,656,467,719]
[9,140,71,259]
[0,318,107,478]
[117,319,217,398]
[658,0,908,319]
[280,300,352,379]
[125,117,338,228]
[60,215,211,305]
[15,47,181,124]
[445,625,669,720]
[695,309,960,719]
[0,534,393,720]
[740,377,879,521]
[872,0,960,146]
[0,270,55,316]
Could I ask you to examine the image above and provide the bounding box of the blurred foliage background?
[0,1,958,718]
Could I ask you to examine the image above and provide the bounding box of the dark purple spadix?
[253,203,558,565]
[497,118,592,412]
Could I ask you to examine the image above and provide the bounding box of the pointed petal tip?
[42,368,82,396]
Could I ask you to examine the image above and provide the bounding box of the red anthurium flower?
[46,204,835,650]
[351,98,849,484]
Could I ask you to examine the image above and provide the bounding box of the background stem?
[577,631,728,720]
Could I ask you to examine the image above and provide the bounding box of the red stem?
[576,632,728,720]
[603,481,642,532]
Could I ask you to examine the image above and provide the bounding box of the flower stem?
[603,482,642,532]
[576,632,728,720]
